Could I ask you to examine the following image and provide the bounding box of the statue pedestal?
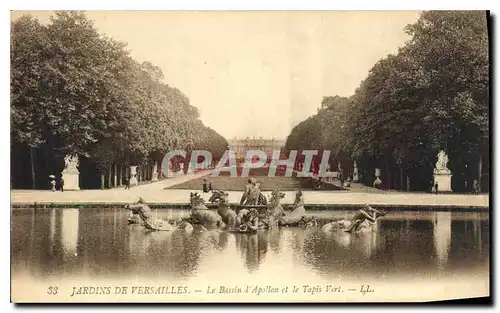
[434,172,452,192]
[62,172,80,190]
[353,168,359,182]
[434,150,452,192]
[152,173,159,182]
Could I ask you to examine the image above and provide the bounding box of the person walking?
[59,176,65,192]
[125,176,131,190]
[202,179,209,193]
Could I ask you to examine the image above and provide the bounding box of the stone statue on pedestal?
[64,156,79,174]
[353,161,359,182]
[433,150,452,192]
[130,166,138,186]
[152,163,159,182]
[61,155,80,190]
[373,168,382,189]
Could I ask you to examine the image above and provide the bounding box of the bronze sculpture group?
[124,179,385,235]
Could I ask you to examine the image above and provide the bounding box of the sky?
[11,10,421,140]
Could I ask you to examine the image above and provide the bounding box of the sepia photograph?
[9,9,490,303]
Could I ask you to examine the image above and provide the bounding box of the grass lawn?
[166,167,345,191]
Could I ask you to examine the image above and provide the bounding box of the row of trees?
[285,11,489,192]
[11,11,228,189]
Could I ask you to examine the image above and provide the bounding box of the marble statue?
[62,155,80,190]
[152,163,159,182]
[63,156,79,174]
[435,150,451,173]
[353,161,359,182]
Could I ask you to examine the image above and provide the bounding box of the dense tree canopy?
[11,11,228,188]
[285,11,489,192]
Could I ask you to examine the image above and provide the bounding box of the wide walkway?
[11,169,489,208]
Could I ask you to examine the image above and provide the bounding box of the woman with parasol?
[49,175,56,192]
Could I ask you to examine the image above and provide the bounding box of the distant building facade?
[228,137,286,161]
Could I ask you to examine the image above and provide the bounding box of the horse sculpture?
[209,190,237,227]
[189,192,224,227]
[258,189,286,229]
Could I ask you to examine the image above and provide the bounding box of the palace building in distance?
[228,137,286,162]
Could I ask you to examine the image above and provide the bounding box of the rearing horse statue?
[264,188,286,228]
[189,192,223,227]
[209,190,237,227]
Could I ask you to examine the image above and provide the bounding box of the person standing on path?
[125,176,131,190]
[59,176,64,192]
[202,179,209,193]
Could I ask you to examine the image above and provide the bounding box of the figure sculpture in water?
[321,204,385,234]
[240,178,267,206]
[278,190,306,226]
[125,197,175,231]
[238,208,259,233]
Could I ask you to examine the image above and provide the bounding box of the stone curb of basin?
[11,202,488,212]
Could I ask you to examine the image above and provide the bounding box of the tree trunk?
[100,174,105,189]
[406,176,411,192]
[118,165,122,186]
[30,147,36,189]
[385,155,390,190]
[114,163,117,186]
[400,166,403,191]
[108,165,112,188]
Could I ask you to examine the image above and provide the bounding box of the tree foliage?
[285,11,489,192]
[11,11,227,186]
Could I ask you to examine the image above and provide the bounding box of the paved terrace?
[11,169,489,210]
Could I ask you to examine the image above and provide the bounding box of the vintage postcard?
[10,10,490,303]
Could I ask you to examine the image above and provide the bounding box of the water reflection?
[11,208,489,282]
[433,212,451,270]
[234,231,269,273]
[61,209,79,260]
